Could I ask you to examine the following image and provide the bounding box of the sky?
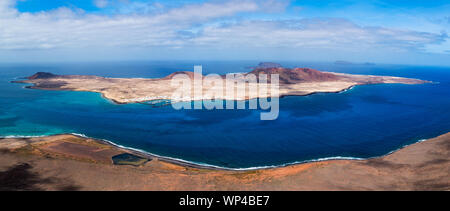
[0,0,449,65]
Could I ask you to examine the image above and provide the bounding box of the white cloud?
[0,0,271,49]
[113,1,165,14]
[0,0,17,18]
[0,0,446,55]
[94,0,110,9]
[190,19,446,52]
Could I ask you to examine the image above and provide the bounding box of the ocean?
[0,61,449,169]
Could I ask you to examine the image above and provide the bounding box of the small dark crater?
[112,153,151,166]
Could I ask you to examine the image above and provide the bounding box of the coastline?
[1,132,448,190]
[0,132,439,171]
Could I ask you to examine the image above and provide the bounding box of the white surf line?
[0,133,433,171]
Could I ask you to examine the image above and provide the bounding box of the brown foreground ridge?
[0,133,449,191]
[13,66,429,104]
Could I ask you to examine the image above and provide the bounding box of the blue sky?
[1,0,449,65]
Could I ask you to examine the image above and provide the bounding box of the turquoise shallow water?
[0,61,449,169]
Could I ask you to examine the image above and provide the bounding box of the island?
[0,132,448,190]
[13,65,428,104]
[1,64,447,191]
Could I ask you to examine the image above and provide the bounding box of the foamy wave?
[384,139,428,156]
[417,139,428,143]
[337,85,355,94]
[228,156,366,171]
[70,133,90,138]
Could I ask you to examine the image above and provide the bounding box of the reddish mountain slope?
[163,71,203,80]
[249,67,340,84]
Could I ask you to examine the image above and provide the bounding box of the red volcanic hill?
[163,71,203,80]
[249,67,340,84]
[27,72,58,79]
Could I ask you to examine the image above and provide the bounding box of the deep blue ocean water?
[0,61,449,169]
